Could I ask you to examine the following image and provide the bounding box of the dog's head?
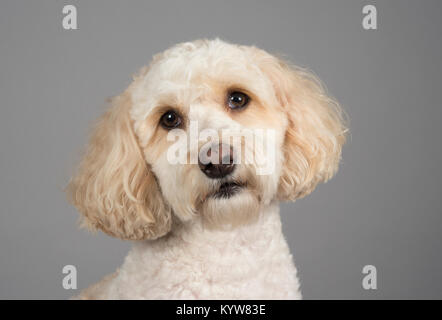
[67,39,347,240]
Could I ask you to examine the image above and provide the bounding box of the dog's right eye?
[227,91,250,110]
[160,110,182,129]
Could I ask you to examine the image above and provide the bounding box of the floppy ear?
[67,92,172,240]
[266,58,348,200]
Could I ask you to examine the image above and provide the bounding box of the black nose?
[198,143,235,179]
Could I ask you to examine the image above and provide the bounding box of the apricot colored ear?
[67,93,172,240]
[270,59,347,199]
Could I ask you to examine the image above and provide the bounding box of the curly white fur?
[77,204,300,299]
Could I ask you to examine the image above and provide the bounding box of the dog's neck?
[110,202,301,299]
[136,201,285,255]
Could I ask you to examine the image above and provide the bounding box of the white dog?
[67,39,347,299]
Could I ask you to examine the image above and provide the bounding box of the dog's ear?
[263,57,347,200]
[67,92,172,240]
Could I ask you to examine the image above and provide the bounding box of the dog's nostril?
[221,153,234,165]
[199,161,235,179]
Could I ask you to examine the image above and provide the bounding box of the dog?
[67,39,347,299]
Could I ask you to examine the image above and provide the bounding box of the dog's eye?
[160,110,182,129]
[227,91,250,110]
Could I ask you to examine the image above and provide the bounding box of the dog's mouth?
[210,182,245,199]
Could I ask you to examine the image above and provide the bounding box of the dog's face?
[67,39,347,240]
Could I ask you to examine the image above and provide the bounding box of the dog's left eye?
[227,91,250,110]
[160,110,182,129]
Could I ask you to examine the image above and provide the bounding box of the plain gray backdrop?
[1,0,441,299]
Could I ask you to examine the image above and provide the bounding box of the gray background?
[1,0,441,299]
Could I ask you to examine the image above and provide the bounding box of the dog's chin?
[200,185,261,229]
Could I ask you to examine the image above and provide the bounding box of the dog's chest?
[107,210,302,299]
